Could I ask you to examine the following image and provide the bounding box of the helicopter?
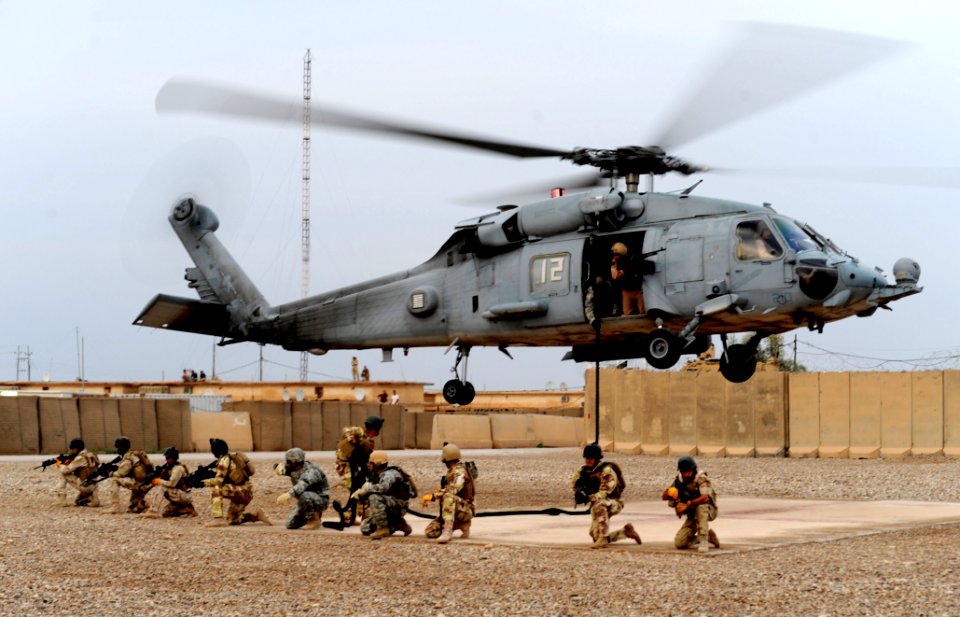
[134,24,924,404]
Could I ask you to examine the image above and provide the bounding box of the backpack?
[387,466,418,500]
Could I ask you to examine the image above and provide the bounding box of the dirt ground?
[3,450,960,616]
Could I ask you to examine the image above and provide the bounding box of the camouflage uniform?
[155,462,197,518]
[360,467,411,536]
[108,449,154,513]
[572,461,636,546]
[670,471,718,550]
[335,427,375,519]
[282,461,329,530]
[424,462,475,539]
[57,449,100,507]
[203,451,258,525]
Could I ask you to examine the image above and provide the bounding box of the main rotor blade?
[726,165,960,189]
[652,22,910,150]
[157,78,569,159]
[455,170,606,206]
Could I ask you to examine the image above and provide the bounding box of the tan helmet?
[441,443,461,462]
[611,242,628,256]
[369,450,389,466]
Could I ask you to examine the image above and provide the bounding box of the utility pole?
[299,49,312,382]
[15,346,31,381]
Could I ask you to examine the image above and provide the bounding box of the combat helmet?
[677,455,697,473]
[582,443,603,460]
[163,446,180,461]
[284,447,306,467]
[69,437,85,451]
[364,415,385,432]
[369,450,389,467]
[441,443,461,462]
[114,436,131,454]
[210,438,229,458]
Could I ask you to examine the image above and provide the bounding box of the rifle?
[185,460,218,489]
[34,453,73,471]
[140,461,174,490]
[573,469,600,506]
[81,455,122,486]
[671,477,701,518]
[323,459,369,531]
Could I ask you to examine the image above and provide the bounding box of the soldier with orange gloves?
[422,444,475,544]
[145,446,197,518]
[662,455,719,553]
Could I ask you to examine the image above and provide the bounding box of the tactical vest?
[168,462,190,491]
[672,475,702,511]
[580,461,625,500]
[385,466,418,500]
[130,450,154,482]
[75,450,101,481]
[223,452,253,485]
[447,462,475,502]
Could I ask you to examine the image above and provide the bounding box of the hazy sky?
[2,1,959,389]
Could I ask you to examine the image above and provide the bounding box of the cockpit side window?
[736,220,783,261]
[772,217,819,253]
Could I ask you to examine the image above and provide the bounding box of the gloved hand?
[274,463,286,477]
[421,493,434,508]
[665,486,679,500]
[151,478,162,487]
[675,501,688,515]
[277,492,292,506]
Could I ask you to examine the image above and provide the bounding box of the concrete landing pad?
[342,498,960,553]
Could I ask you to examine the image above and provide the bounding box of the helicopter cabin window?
[736,220,783,261]
[772,217,818,253]
[529,253,570,298]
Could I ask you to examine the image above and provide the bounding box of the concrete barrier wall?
[156,399,192,452]
[0,396,40,455]
[430,415,492,450]
[191,411,253,452]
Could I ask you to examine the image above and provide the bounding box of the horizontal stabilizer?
[133,294,233,337]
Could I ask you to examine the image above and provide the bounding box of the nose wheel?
[443,345,476,405]
[718,333,765,383]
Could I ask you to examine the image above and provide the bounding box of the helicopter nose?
[838,260,885,289]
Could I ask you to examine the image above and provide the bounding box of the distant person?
[609,242,644,316]
[422,443,475,544]
[377,390,389,404]
[201,438,271,527]
[181,369,190,382]
[390,389,400,405]
[572,443,641,549]
[351,450,415,540]
[662,455,719,553]
[56,438,101,508]
[352,356,360,382]
[199,370,207,381]
[190,369,198,382]
[361,365,370,381]
[275,448,329,530]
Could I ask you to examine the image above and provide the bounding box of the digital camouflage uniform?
[360,467,412,536]
[572,461,636,546]
[335,427,376,519]
[57,449,100,507]
[203,451,258,525]
[155,462,197,517]
[282,461,329,529]
[669,471,718,550]
[108,449,154,513]
[424,462,475,539]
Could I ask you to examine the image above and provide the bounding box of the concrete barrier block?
[945,371,960,457]
[291,402,324,450]
[754,372,786,456]
[39,398,80,453]
[641,371,670,456]
[818,372,850,459]
[881,373,911,458]
[191,411,252,452]
[378,404,404,450]
[156,399,192,452]
[0,396,39,455]
[243,401,291,451]
[668,372,697,456]
[697,445,726,457]
[531,414,579,448]
[403,410,417,449]
[696,371,726,455]
[416,412,436,450]
[321,402,352,451]
[849,373,882,459]
[430,414,492,450]
[788,373,819,458]
[491,414,537,448]
[613,370,644,454]
[912,372,943,456]
[725,381,755,457]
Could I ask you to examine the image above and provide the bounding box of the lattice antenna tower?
[299,49,312,381]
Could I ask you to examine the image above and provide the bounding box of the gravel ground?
[3,451,960,616]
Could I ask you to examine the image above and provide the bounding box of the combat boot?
[140,510,160,519]
[456,521,471,539]
[370,527,392,540]
[698,535,710,553]
[623,523,642,545]
[436,523,455,544]
[708,529,720,549]
[250,507,272,525]
[88,492,100,508]
[397,519,413,536]
[590,536,609,549]
[103,502,123,515]
[204,518,227,528]
[302,512,322,530]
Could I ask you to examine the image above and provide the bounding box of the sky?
[2,1,959,389]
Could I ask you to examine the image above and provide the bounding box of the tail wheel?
[719,344,757,383]
[644,330,682,369]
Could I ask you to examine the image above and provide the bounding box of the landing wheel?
[719,344,757,383]
[442,379,476,405]
[644,330,682,369]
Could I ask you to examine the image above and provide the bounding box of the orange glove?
[421,493,434,509]
[55,460,63,468]
[151,478,162,487]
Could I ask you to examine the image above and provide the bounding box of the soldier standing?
[104,436,154,515]
[572,443,642,549]
[275,447,329,530]
[351,450,415,540]
[202,438,271,527]
[662,455,719,553]
[145,446,197,518]
[335,415,383,522]
[422,443,475,544]
[56,438,101,507]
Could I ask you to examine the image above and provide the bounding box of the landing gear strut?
[718,332,767,383]
[443,345,476,405]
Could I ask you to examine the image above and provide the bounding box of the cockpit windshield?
[773,217,819,253]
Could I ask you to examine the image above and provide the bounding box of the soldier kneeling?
[351,450,415,540]
[662,455,719,553]
[275,448,329,530]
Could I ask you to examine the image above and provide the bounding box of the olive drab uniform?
[283,461,329,530]
[108,449,154,513]
[572,461,636,547]
[361,466,415,537]
[424,462,475,539]
[155,462,197,518]
[58,450,101,507]
[203,450,258,525]
[670,471,718,550]
[335,427,376,519]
